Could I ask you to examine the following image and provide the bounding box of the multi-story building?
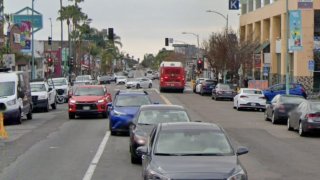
[240,0,320,92]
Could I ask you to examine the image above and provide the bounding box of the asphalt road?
[1,71,320,180]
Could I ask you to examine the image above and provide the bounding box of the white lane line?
[154,88,172,105]
[82,131,111,180]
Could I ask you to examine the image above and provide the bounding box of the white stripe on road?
[154,89,172,105]
[82,131,111,180]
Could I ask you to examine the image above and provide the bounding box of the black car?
[129,104,191,164]
[287,101,320,136]
[137,122,249,180]
[265,94,306,124]
[212,83,236,101]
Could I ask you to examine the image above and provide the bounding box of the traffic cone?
[0,112,8,139]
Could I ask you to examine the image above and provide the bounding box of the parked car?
[30,81,57,112]
[145,70,154,80]
[137,122,249,180]
[212,83,236,101]
[199,79,216,96]
[108,90,152,135]
[263,83,307,102]
[0,68,33,124]
[129,104,191,164]
[287,100,320,136]
[116,76,127,85]
[233,88,266,111]
[98,75,112,84]
[127,71,135,78]
[48,77,70,103]
[75,75,93,85]
[195,78,209,94]
[193,78,206,93]
[125,77,152,89]
[265,94,306,124]
[68,85,112,119]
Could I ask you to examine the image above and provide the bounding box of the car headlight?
[134,133,147,145]
[38,95,47,100]
[146,169,170,180]
[114,110,127,116]
[7,99,16,106]
[69,99,76,104]
[98,99,105,103]
[227,169,247,180]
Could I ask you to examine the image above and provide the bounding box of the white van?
[0,68,33,124]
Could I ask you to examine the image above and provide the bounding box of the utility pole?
[31,0,35,79]
[60,0,64,77]
[285,0,290,95]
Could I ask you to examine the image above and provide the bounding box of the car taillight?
[240,95,248,98]
[259,96,266,99]
[164,76,169,79]
[307,114,320,119]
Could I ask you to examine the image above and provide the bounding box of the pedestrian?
[243,77,248,88]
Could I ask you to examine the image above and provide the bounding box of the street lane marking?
[154,89,172,105]
[82,131,111,180]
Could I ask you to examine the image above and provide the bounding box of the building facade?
[240,0,320,92]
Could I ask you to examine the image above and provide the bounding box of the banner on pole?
[289,10,303,51]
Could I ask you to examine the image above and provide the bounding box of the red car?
[68,85,112,119]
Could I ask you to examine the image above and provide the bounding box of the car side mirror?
[136,146,148,156]
[48,87,53,92]
[236,146,249,156]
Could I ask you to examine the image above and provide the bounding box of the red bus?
[159,61,185,93]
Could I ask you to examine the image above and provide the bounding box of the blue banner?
[289,10,303,51]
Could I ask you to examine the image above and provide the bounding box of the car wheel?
[271,113,277,124]
[130,150,140,164]
[44,101,49,112]
[200,90,204,96]
[51,101,57,110]
[15,109,22,124]
[148,83,152,88]
[299,121,306,136]
[109,120,116,136]
[236,102,241,111]
[215,96,219,101]
[69,113,75,119]
[287,118,293,131]
[136,84,140,89]
[102,111,108,118]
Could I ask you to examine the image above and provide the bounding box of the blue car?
[199,79,216,96]
[263,83,307,102]
[108,90,152,135]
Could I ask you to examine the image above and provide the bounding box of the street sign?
[308,60,314,71]
[298,0,313,9]
[229,0,240,10]
[263,66,270,76]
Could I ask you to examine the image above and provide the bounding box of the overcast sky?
[5,0,240,60]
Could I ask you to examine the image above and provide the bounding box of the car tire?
[51,102,57,110]
[299,121,306,136]
[26,106,33,120]
[200,90,204,96]
[109,120,116,136]
[148,83,152,88]
[271,113,277,124]
[236,102,241,111]
[69,113,75,119]
[215,96,219,101]
[102,111,108,118]
[131,153,140,164]
[44,101,49,112]
[287,118,293,131]
[15,109,22,124]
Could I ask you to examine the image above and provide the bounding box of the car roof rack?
[0,68,11,72]
[115,89,148,96]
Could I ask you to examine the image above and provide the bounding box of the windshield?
[218,84,231,90]
[137,110,190,125]
[115,95,151,107]
[0,81,15,97]
[49,79,67,86]
[155,129,233,156]
[243,90,262,94]
[31,84,46,92]
[74,87,104,96]
[280,96,305,104]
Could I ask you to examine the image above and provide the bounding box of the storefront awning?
[254,41,270,54]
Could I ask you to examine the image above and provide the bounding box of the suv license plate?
[83,106,90,110]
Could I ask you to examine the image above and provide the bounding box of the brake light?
[240,95,248,98]
[307,114,320,119]
[164,76,169,79]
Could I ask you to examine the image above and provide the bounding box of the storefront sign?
[298,0,313,9]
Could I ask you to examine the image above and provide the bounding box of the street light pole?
[207,10,229,83]
[31,0,35,79]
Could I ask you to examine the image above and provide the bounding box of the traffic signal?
[69,56,74,66]
[165,38,169,46]
[48,57,53,66]
[197,59,203,71]
[108,28,114,41]
[48,36,52,45]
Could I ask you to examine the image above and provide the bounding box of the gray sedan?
[287,101,320,136]
[137,122,249,180]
